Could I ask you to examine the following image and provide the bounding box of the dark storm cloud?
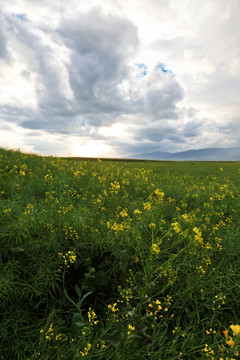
[57,8,139,116]
[109,116,206,156]
[143,77,184,118]
[133,122,182,142]
[183,120,203,138]
[219,115,240,143]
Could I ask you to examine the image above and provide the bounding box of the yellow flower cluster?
[63,226,79,241]
[147,299,163,320]
[202,343,214,357]
[38,317,73,344]
[108,303,119,312]
[96,341,106,350]
[118,286,133,304]
[80,343,91,357]
[127,324,135,335]
[40,323,54,341]
[58,249,77,268]
[120,208,128,217]
[107,302,120,322]
[133,209,142,216]
[3,208,11,213]
[143,202,151,210]
[44,173,54,182]
[24,203,34,215]
[152,243,160,255]
[148,189,164,203]
[193,227,204,246]
[206,328,216,335]
[87,307,99,326]
[110,181,120,194]
[171,222,181,233]
[108,222,130,232]
[55,333,70,342]
[212,293,226,310]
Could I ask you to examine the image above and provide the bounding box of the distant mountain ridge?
[128,147,240,161]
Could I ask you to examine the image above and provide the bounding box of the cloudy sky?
[0,0,240,157]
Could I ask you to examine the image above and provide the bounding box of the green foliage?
[1,147,240,359]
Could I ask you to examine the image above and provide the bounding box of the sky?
[0,0,240,158]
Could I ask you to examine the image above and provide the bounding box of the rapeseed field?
[1,147,240,359]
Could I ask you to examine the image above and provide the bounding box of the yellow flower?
[110,181,120,193]
[171,222,181,233]
[133,209,142,215]
[222,329,229,338]
[152,243,160,255]
[128,324,135,331]
[230,325,240,336]
[143,202,151,210]
[226,338,235,348]
[120,209,128,217]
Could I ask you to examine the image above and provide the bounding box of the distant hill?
[128,147,240,161]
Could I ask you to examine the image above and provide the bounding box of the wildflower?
[222,329,229,338]
[118,286,133,303]
[97,341,106,350]
[120,209,128,217]
[80,343,91,357]
[3,208,11,213]
[226,338,235,347]
[88,307,99,326]
[111,223,128,232]
[154,189,164,198]
[152,243,160,255]
[110,181,120,193]
[108,303,119,312]
[58,249,77,266]
[127,324,135,335]
[143,202,151,210]
[226,338,235,348]
[230,325,240,336]
[171,222,181,233]
[45,323,54,341]
[128,324,135,331]
[193,227,203,245]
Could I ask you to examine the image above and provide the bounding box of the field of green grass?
[1,147,240,359]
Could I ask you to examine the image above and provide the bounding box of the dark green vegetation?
[1,147,240,359]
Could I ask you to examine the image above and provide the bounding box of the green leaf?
[74,321,86,328]
[77,291,92,308]
[75,284,81,298]
[72,312,83,323]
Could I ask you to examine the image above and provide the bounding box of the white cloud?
[0,0,240,157]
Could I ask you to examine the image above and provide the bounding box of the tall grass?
[1,147,240,359]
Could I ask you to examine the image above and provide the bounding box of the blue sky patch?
[155,63,174,77]
[135,63,148,76]
[15,14,28,22]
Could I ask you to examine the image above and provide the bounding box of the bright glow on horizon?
[69,141,113,158]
